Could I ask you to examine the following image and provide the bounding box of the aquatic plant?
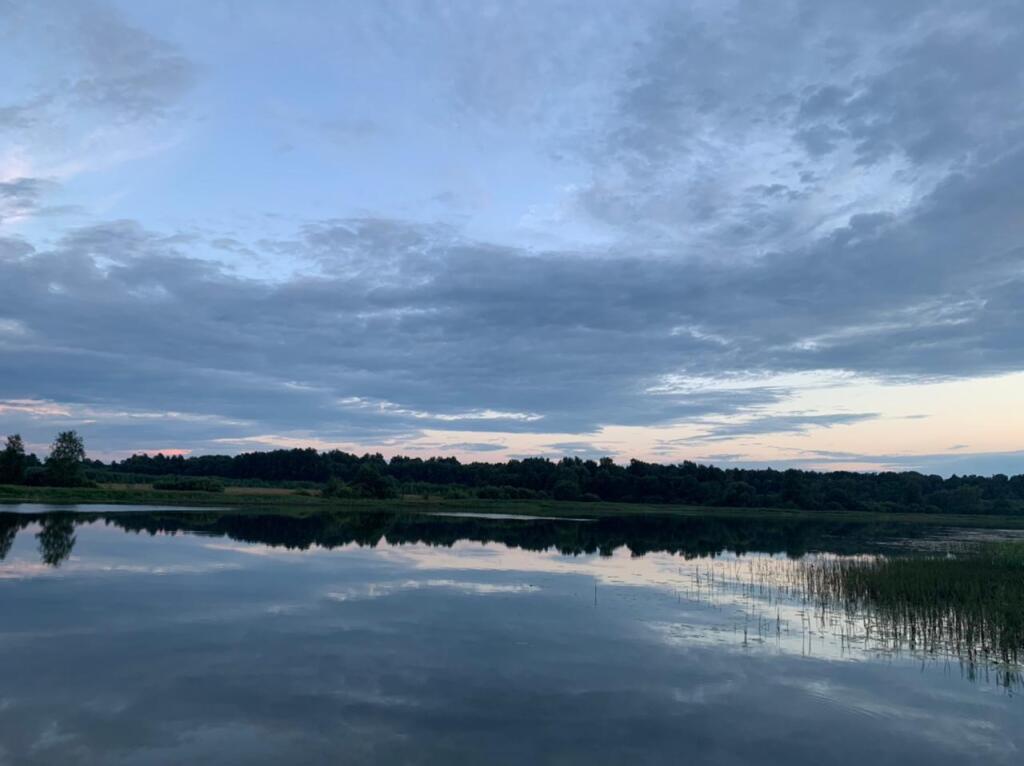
[801,543,1024,682]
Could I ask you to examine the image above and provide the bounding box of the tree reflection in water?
[36,514,77,567]
[1,508,1022,685]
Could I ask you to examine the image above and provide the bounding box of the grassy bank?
[4,482,1024,528]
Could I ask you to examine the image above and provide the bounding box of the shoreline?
[3,484,1024,528]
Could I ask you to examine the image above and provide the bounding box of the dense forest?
[101,447,1024,514]
[3,432,1022,514]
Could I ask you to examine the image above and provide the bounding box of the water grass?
[800,543,1024,683]
[645,544,1024,689]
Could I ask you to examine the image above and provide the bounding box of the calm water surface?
[0,504,1020,765]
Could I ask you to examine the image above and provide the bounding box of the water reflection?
[0,506,1021,764]
[36,515,77,567]
[0,516,15,559]
[0,506,950,563]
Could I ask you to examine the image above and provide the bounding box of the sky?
[1,0,1022,475]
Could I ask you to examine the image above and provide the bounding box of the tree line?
[3,432,1022,514]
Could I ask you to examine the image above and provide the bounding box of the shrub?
[322,478,356,499]
[552,480,580,501]
[351,464,399,499]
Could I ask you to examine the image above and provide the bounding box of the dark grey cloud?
[0,177,51,203]
[438,442,508,453]
[544,442,615,459]
[0,216,785,445]
[0,177,57,223]
[566,0,1024,257]
[793,12,1024,167]
[0,237,35,259]
[2,126,1022,450]
[683,413,881,443]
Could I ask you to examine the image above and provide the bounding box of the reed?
[801,543,1024,676]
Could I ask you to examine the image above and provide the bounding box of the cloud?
[0,0,195,124]
[67,11,194,121]
[1,138,1022,450]
[0,399,73,418]
[565,1,1024,258]
[438,442,508,454]
[710,448,1024,478]
[686,413,881,442]
[0,177,59,223]
[0,216,795,436]
[544,442,616,459]
[0,0,196,184]
[1,1,1022,464]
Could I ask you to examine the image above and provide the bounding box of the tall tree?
[45,431,87,487]
[0,434,27,484]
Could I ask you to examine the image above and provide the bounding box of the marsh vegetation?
[800,544,1024,681]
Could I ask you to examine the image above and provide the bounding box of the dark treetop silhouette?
[3,431,1023,514]
[101,447,1024,514]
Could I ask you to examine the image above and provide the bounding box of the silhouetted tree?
[552,479,581,501]
[0,434,27,484]
[352,463,399,499]
[322,477,356,499]
[45,430,87,486]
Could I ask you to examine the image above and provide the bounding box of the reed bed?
[658,544,1024,688]
[799,543,1024,682]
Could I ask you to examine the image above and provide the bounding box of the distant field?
[87,483,304,496]
[4,482,1024,528]
[222,486,305,496]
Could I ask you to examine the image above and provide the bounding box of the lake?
[1,504,1021,764]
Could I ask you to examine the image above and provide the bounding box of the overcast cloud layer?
[1,0,1022,474]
